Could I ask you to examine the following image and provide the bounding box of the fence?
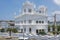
[0,33,60,40]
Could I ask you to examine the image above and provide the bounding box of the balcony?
[15,23,48,25]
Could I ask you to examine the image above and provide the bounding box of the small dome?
[23,1,35,8]
[38,5,47,14]
[38,5,47,11]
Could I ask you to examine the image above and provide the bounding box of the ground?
[0,36,18,40]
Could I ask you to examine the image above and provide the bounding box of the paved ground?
[0,37,18,40]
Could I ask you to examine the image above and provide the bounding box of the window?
[39,11,41,13]
[36,21,38,23]
[29,20,32,23]
[42,29,44,32]
[28,9,31,12]
[36,21,44,24]
[24,28,26,32]
[20,29,23,33]
[29,28,31,33]
[36,29,44,35]
[39,21,41,23]
[42,21,44,23]
[24,9,26,12]
[24,20,26,23]
[21,21,23,23]
[36,30,38,35]
[42,11,44,13]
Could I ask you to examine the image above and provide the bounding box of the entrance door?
[36,29,44,35]
[36,30,38,35]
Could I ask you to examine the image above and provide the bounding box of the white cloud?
[53,0,60,5]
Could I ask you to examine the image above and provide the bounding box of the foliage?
[48,25,51,32]
[0,28,5,32]
[57,25,60,31]
[6,28,18,33]
[12,28,18,33]
[6,28,12,32]
[48,25,60,35]
[39,31,46,35]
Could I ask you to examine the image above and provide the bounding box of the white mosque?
[15,0,48,35]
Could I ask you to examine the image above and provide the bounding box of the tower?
[38,5,47,15]
[22,0,35,14]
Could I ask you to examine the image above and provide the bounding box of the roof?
[23,0,35,8]
[15,13,47,19]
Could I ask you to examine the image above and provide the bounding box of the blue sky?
[0,0,60,20]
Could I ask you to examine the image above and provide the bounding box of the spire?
[22,0,35,14]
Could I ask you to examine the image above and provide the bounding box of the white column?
[50,27,52,32]
[32,20,35,24]
[26,26,29,34]
[45,26,48,33]
[32,26,36,35]
[19,26,23,32]
[32,28,36,35]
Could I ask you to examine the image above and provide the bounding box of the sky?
[0,0,60,20]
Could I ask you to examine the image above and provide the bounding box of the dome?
[38,5,47,14]
[23,1,35,8]
[38,5,47,11]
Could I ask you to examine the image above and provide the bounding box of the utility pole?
[23,26,24,40]
[54,14,57,35]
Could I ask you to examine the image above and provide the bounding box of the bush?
[6,28,12,32]
[12,28,18,33]
[6,28,18,33]
[0,28,5,32]
[39,31,46,35]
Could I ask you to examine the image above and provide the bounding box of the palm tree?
[7,20,15,36]
[0,28,5,32]
[6,28,12,36]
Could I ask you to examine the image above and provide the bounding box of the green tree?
[6,28,12,36]
[48,25,51,32]
[6,28,12,32]
[0,28,5,32]
[6,28,18,33]
[39,31,46,35]
[12,28,18,33]
[57,25,60,31]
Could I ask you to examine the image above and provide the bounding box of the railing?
[0,32,9,37]
[15,23,48,25]
[0,33,60,40]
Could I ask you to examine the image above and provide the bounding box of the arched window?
[24,28,26,32]
[20,29,23,33]
[24,20,26,23]
[29,28,31,33]
[28,9,32,13]
[39,21,41,23]
[39,11,41,13]
[24,9,26,12]
[36,21,38,23]
[42,21,44,23]
[21,21,23,23]
[29,20,32,23]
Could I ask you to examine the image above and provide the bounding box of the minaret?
[22,0,35,14]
